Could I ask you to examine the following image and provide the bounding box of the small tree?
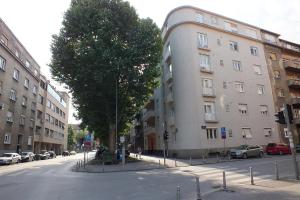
[67,126,75,150]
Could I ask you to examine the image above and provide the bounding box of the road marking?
[6,170,27,176]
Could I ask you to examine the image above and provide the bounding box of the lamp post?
[115,78,118,160]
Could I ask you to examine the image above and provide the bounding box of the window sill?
[198,47,210,51]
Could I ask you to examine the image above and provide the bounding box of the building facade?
[34,75,69,154]
[0,18,40,154]
[160,6,280,157]
[262,30,300,145]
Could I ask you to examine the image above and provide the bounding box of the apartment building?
[160,6,279,157]
[0,18,40,154]
[34,75,69,154]
[262,30,300,144]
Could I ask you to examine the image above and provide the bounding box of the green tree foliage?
[50,0,162,143]
[67,126,75,150]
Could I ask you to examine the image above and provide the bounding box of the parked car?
[35,151,50,160]
[48,151,56,159]
[70,151,76,155]
[296,144,300,153]
[21,152,35,162]
[230,145,263,159]
[62,151,70,156]
[0,153,21,165]
[266,143,291,155]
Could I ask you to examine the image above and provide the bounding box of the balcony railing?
[287,79,300,89]
[283,61,300,72]
[200,66,213,73]
[202,88,216,97]
[204,113,218,122]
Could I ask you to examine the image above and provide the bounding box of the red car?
[266,143,291,155]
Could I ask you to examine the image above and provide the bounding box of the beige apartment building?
[34,75,69,154]
[262,30,300,144]
[160,6,280,157]
[0,18,40,154]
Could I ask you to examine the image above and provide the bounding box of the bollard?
[189,156,192,166]
[223,171,227,190]
[202,155,205,164]
[196,177,202,200]
[175,160,177,167]
[217,154,219,163]
[275,161,279,180]
[176,186,180,200]
[159,159,160,167]
[249,167,254,185]
[102,161,104,172]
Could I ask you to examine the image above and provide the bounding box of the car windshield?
[2,154,12,157]
[236,145,248,150]
[267,143,276,147]
[21,153,28,156]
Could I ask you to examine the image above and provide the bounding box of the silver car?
[0,153,21,165]
[230,145,264,159]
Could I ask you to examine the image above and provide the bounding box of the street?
[0,153,300,200]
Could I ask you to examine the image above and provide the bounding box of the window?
[260,105,268,116]
[24,78,29,89]
[250,46,258,56]
[242,128,252,138]
[228,129,233,137]
[202,78,213,89]
[204,102,216,121]
[50,116,54,124]
[233,60,242,71]
[15,50,20,58]
[47,100,51,108]
[28,136,32,146]
[238,104,248,115]
[31,102,36,111]
[226,104,230,112]
[195,13,204,23]
[246,28,257,39]
[9,89,16,101]
[264,128,272,137]
[25,60,30,68]
[223,81,227,89]
[229,41,239,51]
[206,128,217,139]
[284,128,289,138]
[34,69,38,76]
[278,89,285,97]
[264,34,276,43]
[0,55,6,71]
[200,54,211,70]
[198,33,208,48]
[21,96,27,107]
[270,53,277,61]
[274,71,280,79]
[211,16,218,25]
[0,34,8,46]
[55,119,59,126]
[33,85,37,95]
[4,133,11,144]
[0,81,3,94]
[235,82,245,93]
[30,119,35,128]
[253,65,262,75]
[257,85,265,95]
[13,68,20,81]
[19,115,25,126]
[220,60,224,66]
[224,21,238,32]
[6,111,13,122]
[38,95,44,104]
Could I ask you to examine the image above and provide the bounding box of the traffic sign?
[120,136,125,143]
[221,127,226,139]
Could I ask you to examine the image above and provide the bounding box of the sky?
[0,0,299,124]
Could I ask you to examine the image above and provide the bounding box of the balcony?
[287,79,300,89]
[283,61,300,72]
[165,71,173,83]
[202,88,216,97]
[200,66,213,73]
[291,98,300,108]
[166,92,174,104]
[205,113,218,123]
[142,110,155,122]
[168,116,175,127]
[144,126,156,135]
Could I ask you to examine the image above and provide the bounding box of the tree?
[50,0,162,153]
[67,126,75,150]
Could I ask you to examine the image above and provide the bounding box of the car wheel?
[243,153,248,159]
[279,151,283,155]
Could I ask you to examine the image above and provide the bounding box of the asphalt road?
[0,153,299,200]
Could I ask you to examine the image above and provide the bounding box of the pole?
[196,177,202,200]
[223,171,227,190]
[283,104,299,180]
[163,141,166,166]
[250,167,254,185]
[115,79,118,161]
[189,156,192,166]
[275,160,279,180]
[176,186,180,200]
[122,141,125,166]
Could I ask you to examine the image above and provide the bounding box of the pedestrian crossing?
[180,166,274,185]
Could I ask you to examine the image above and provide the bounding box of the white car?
[0,153,21,165]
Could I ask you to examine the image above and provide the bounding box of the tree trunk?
[108,124,116,154]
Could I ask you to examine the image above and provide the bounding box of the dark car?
[117,149,130,160]
[35,150,50,160]
[295,144,300,153]
[21,152,35,162]
[48,151,56,159]
[266,143,291,155]
[62,151,70,156]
